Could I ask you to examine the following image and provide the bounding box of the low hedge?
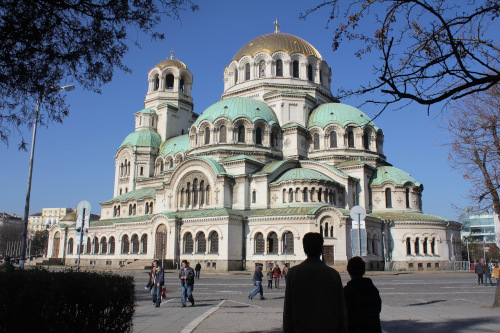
[0,268,135,332]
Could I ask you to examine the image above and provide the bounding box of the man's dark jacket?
[147,266,164,288]
[343,277,382,333]
[283,258,348,333]
[475,263,484,274]
[179,266,195,286]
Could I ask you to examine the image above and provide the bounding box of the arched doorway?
[52,232,61,258]
[155,224,167,261]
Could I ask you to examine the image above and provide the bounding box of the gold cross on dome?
[273,19,280,33]
[170,49,174,59]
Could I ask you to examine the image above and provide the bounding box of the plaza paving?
[131,271,500,333]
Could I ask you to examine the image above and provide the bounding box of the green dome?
[369,166,421,187]
[195,97,279,127]
[307,103,379,131]
[270,168,335,184]
[159,134,189,157]
[120,130,161,149]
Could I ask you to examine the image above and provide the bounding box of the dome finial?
[170,48,174,59]
[273,18,280,33]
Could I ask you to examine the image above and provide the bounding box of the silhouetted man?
[284,232,347,333]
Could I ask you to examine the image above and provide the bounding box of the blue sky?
[0,0,469,220]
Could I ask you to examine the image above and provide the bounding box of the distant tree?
[0,224,23,255]
[0,0,198,148]
[301,1,500,117]
[31,230,49,256]
[488,243,500,262]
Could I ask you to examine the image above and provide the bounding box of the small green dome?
[307,103,379,131]
[271,168,335,184]
[159,134,189,157]
[120,130,161,149]
[135,108,156,115]
[370,166,421,187]
[195,97,279,127]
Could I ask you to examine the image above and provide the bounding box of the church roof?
[159,134,189,157]
[195,97,279,127]
[270,168,335,184]
[369,211,447,222]
[134,108,156,115]
[152,58,187,70]
[185,156,227,175]
[282,122,307,130]
[307,103,379,131]
[101,188,157,204]
[221,155,264,164]
[255,159,296,175]
[232,33,323,62]
[120,130,162,149]
[369,166,421,187]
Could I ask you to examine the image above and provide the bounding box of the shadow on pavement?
[382,317,500,333]
[408,300,446,306]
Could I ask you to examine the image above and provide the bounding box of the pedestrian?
[283,232,347,333]
[483,263,494,286]
[273,264,282,289]
[492,263,500,286]
[195,262,201,279]
[179,260,195,307]
[344,257,382,333]
[475,262,484,285]
[283,263,289,282]
[147,260,164,308]
[248,265,265,300]
[267,267,273,289]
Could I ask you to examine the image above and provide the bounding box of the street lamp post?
[483,241,486,263]
[19,85,75,269]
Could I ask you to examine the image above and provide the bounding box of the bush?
[0,268,135,332]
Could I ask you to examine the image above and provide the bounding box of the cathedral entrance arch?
[155,224,167,261]
[52,232,61,258]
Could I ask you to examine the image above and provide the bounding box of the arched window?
[117,205,120,216]
[209,231,219,253]
[67,238,74,254]
[259,60,266,78]
[109,237,115,254]
[153,74,159,91]
[101,237,107,254]
[183,232,193,253]
[283,231,294,254]
[406,188,410,208]
[276,59,283,77]
[131,234,139,254]
[206,185,210,205]
[267,232,278,254]
[219,125,227,143]
[93,236,99,254]
[372,236,378,255]
[86,237,91,254]
[193,179,198,206]
[245,63,250,80]
[385,188,392,208]
[255,127,262,145]
[128,204,132,216]
[313,133,320,150]
[180,189,185,207]
[347,130,355,148]
[363,132,370,149]
[295,188,301,202]
[406,238,411,255]
[166,74,174,89]
[180,76,185,92]
[145,203,149,214]
[141,234,148,254]
[255,233,264,254]
[122,235,130,254]
[324,222,329,237]
[330,131,337,148]
[318,188,323,202]
[252,190,256,203]
[423,237,428,254]
[283,189,287,203]
[200,181,205,206]
[205,128,210,145]
[238,125,245,143]
[186,183,191,206]
[307,64,313,81]
[303,188,308,202]
[288,188,294,202]
[431,238,436,254]
[169,159,173,168]
[234,68,238,84]
[271,130,278,148]
[133,204,136,215]
[196,232,206,253]
[292,60,299,78]
[414,238,420,254]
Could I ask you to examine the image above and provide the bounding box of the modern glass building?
[460,209,499,244]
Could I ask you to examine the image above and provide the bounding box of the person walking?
[492,263,500,286]
[273,264,282,289]
[267,267,274,289]
[248,266,265,300]
[344,257,382,333]
[147,260,164,308]
[195,262,201,279]
[179,260,195,307]
[483,263,494,286]
[283,264,289,283]
[283,232,347,333]
[475,262,484,285]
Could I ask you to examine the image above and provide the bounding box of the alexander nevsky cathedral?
[47,27,461,271]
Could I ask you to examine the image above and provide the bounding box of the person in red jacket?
[272,264,283,289]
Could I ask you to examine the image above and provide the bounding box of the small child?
[344,257,382,333]
[267,267,273,289]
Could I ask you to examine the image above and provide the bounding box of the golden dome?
[153,58,187,70]
[232,33,323,62]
